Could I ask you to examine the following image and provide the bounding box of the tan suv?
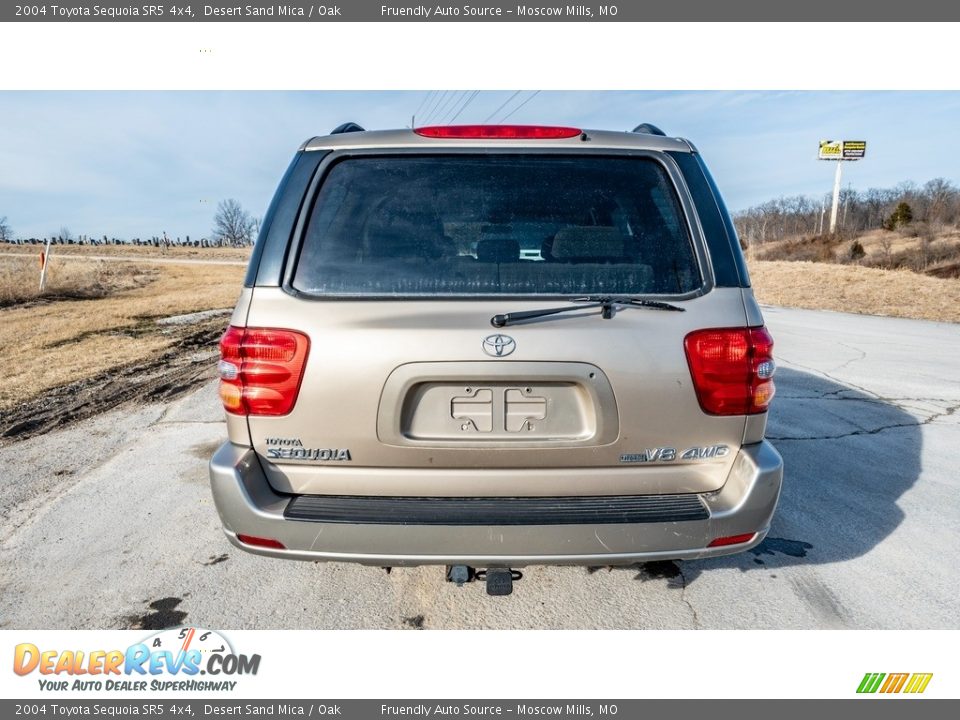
[209,122,783,595]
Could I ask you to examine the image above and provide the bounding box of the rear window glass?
[292,155,700,297]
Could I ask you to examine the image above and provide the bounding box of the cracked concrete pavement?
[0,306,957,629]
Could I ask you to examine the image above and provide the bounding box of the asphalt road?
[1,306,957,629]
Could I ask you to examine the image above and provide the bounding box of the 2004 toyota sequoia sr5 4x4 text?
[209,122,783,595]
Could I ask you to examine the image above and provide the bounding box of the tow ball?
[446,565,523,596]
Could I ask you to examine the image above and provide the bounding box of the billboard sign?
[819,140,867,160]
[841,140,867,159]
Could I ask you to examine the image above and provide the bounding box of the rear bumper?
[208,441,783,566]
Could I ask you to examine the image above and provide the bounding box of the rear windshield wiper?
[491,296,685,328]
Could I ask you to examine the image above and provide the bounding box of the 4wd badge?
[620,445,729,463]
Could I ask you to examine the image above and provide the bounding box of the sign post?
[39,237,52,292]
[818,140,866,234]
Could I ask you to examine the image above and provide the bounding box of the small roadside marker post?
[39,237,52,292]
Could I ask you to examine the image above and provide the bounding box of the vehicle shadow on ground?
[589,366,922,587]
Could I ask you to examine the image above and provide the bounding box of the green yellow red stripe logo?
[857,672,933,694]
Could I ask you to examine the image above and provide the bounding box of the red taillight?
[684,326,776,416]
[414,125,582,139]
[236,534,286,550]
[707,533,757,548]
[218,326,309,416]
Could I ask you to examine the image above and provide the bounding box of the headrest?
[476,238,520,263]
[364,213,449,259]
[550,227,626,261]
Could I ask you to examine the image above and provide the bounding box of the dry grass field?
[0,254,158,307]
[0,252,246,427]
[750,260,960,323]
[0,243,251,261]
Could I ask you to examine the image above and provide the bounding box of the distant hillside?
[751,227,960,279]
[734,178,960,278]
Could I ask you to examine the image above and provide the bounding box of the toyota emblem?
[482,334,516,357]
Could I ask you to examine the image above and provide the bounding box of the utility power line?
[482,91,522,123]
[419,90,445,125]
[425,90,461,125]
[412,90,435,125]
[499,90,540,123]
[420,90,449,125]
[433,91,465,124]
[446,91,480,124]
[439,91,471,124]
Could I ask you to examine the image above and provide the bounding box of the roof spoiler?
[631,123,666,136]
[331,122,365,135]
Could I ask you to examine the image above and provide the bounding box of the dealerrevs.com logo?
[13,627,260,692]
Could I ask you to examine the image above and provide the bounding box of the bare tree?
[916,222,936,271]
[734,178,960,243]
[879,234,893,262]
[213,199,256,247]
[0,216,11,242]
[922,178,959,226]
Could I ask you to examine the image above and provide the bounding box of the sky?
[1,90,959,240]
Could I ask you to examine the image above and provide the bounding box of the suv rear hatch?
[237,151,753,497]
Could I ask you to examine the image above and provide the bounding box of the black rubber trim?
[245,150,329,288]
[283,494,709,526]
[667,150,750,288]
[331,122,365,134]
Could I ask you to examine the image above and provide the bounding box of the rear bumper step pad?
[283,493,709,526]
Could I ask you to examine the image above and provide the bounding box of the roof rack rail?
[631,123,666,137]
[331,122,365,135]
